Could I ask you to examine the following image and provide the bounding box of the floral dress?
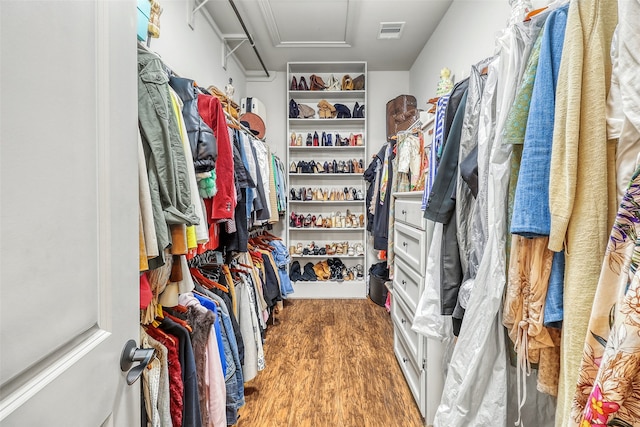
[573,165,640,427]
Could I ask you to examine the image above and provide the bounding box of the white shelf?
[289,200,365,204]
[289,227,366,231]
[289,173,363,178]
[289,118,365,126]
[289,146,365,151]
[289,90,365,100]
[287,61,367,299]
[289,280,367,299]
[291,254,365,259]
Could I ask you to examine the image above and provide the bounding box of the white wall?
[246,72,287,159]
[409,0,512,104]
[150,0,247,101]
[367,71,411,155]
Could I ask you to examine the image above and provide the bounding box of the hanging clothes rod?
[227,0,270,78]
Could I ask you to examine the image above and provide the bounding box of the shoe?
[315,214,323,227]
[302,262,317,281]
[335,133,341,146]
[326,133,333,146]
[348,245,355,256]
[356,189,364,200]
[305,187,313,201]
[349,133,356,146]
[290,211,297,227]
[326,74,340,91]
[313,131,319,146]
[332,160,338,174]
[321,131,327,146]
[355,243,364,256]
[290,76,298,91]
[290,132,297,146]
[355,264,364,280]
[359,214,365,228]
[352,103,360,118]
[296,134,303,146]
[356,134,364,146]
[296,243,304,255]
[345,187,353,201]
[290,261,303,281]
[306,133,313,146]
[290,188,297,201]
[298,76,309,91]
[323,161,329,174]
[290,161,297,173]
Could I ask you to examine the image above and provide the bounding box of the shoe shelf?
[291,254,365,258]
[289,146,365,151]
[289,118,365,126]
[289,227,366,231]
[288,90,366,100]
[289,200,365,204]
[289,173,364,178]
[289,280,366,299]
[287,61,368,299]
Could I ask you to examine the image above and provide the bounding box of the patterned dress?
[573,165,640,427]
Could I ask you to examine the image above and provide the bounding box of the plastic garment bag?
[412,222,453,341]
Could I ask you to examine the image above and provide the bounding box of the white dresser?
[391,191,444,425]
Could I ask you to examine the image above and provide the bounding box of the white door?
[1,1,140,425]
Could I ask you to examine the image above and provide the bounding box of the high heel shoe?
[326,133,333,146]
[352,102,360,118]
[303,214,312,227]
[290,132,297,146]
[349,133,356,146]
[315,214,323,227]
[296,134,303,146]
[290,161,297,173]
[356,134,364,146]
[313,131,319,146]
[323,161,329,173]
[290,76,298,91]
[321,131,327,146]
[306,133,313,146]
[298,76,309,91]
[290,188,297,201]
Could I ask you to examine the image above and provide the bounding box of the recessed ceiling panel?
[265,0,349,45]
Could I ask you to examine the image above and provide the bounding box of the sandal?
[296,243,304,255]
[326,74,340,91]
[303,214,312,227]
[355,243,364,256]
[315,214,323,227]
[348,245,355,256]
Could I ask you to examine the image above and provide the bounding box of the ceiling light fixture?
[378,22,405,39]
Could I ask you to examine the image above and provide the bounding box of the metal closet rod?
[228,0,270,78]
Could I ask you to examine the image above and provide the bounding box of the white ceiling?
[204,0,453,74]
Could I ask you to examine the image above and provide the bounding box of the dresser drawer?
[394,330,422,407]
[396,197,426,230]
[392,294,421,363]
[394,222,426,275]
[393,256,423,312]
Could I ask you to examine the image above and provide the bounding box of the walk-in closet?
[2,0,638,426]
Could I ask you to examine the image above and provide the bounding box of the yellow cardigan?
[548,0,618,426]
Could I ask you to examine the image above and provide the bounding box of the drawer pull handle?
[402,280,407,285]
[401,318,406,324]
[401,209,407,215]
[402,242,408,247]
[402,357,408,363]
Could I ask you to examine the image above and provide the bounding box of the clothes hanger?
[190,268,229,293]
[163,310,193,333]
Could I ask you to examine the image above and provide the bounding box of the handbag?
[297,103,316,118]
[309,74,326,91]
[352,74,365,90]
[289,99,300,119]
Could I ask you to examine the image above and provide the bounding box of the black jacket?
[169,77,217,173]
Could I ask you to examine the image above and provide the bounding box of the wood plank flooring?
[236,299,424,427]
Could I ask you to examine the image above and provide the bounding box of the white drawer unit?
[395,197,427,230]
[393,256,422,313]
[394,221,427,275]
[391,191,444,424]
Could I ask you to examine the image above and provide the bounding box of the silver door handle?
[120,339,155,385]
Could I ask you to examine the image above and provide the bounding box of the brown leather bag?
[310,74,326,91]
[353,74,365,90]
[386,95,419,140]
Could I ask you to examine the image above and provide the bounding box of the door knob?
[120,339,155,385]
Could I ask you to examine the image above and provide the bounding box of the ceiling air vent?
[378,22,405,39]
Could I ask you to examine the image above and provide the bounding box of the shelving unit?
[287,61,368,299]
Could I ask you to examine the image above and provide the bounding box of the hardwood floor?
[236,299,424,427]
